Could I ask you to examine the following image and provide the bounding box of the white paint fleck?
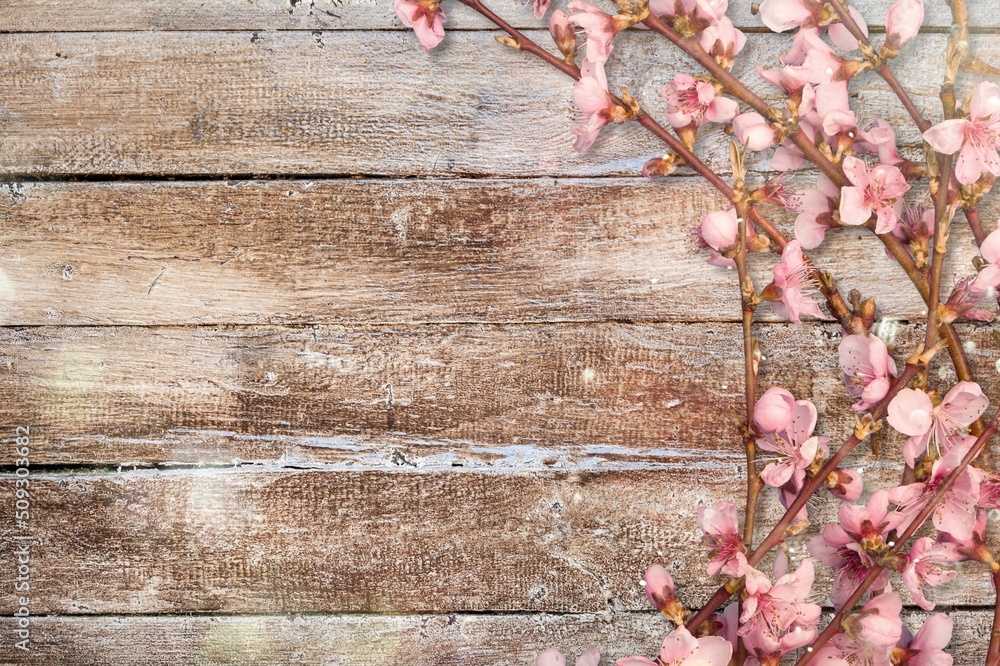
[582,367,597,383]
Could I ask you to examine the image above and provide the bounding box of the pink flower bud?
[536,649,566,666]
[753,386,795,433]
[732,112,776,151]
[549,10,577,62]
[644,564,686,622]
[884,0,923,55]
[642,155,680,179]
[700,209,739,252]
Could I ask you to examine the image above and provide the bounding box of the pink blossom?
[826,467,863,501]
[754,386,796,434]
[644,563,686,622]
[838,156,910,233]
[939,509,994,565]
[698,501,748,577]
[394,0,447,52]
[900,537,960,610]
[648,0,728,26]
[839,333,897,412]
[700,208,741,268]
[942,264,1000,322]
[699,17,747,70]
[843,592,903,655]
[565,1,625,64]
[894,613,954,666]
[572,60,616,152]
[889,434,982,542]
[924,82,1000,185]
[733,112,777,151]
[758,0,868,51]
[794,174,840,249]
[982,224,1000,264]
[766,240,824,323]
[661,627,732,666]
[549,10,578,62]
[533,0,551,20]
[537,647,601,666]
[662,74,738,130]
[884,0,924,55]
[886,383,988,466]
[857,118,906,166]
[807,490,902,608]
[739,557,822,659]
[756,398,823,489]
[618,627,732,666]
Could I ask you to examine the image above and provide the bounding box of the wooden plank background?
[0,0,999,663]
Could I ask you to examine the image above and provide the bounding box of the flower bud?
[700,209,738,252]
[535,649,566,666]
[549,9,577,62]
[644,564,686,623]
[732,112,776,151]
[642,154,681,178]
[883,0,923,58]
[753,386,795,433]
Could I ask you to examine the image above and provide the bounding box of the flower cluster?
[396,0,1000,662]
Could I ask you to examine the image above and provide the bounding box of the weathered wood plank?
[3,322,997,467]
[0,611,991,665]
[0,467,997,615]
[3,179,995,326]
[1,32,995,177]
[0,0,995,32]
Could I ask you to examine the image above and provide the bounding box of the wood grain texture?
[0,467,997,615]
[1,0,996,32]
[3,179,996,326]
[3,322,997,467]
[2,32,996,177]
[0,611,991,665]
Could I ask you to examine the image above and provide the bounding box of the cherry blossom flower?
[733,112,777,151]
[941,260,1000,323]
[889,434,982,542]
[756,397,824,490]
[549,10,578,62]
[808,490,902,608]
[758,0,868,51]
[900,537,961,610]
[839,333,897,412]
[699,17,747,70]
[794,174,840,249]
[838,156,910,233]
[893,613,954,666]
[566,1,629,64]
[394,0,447,52]
[892,206,935,268]
[764,240,825,323]
[857,118,906,167]
[698,501,748,577]
[537,647,601,666]
[826,467,863,501]
[923,82,1000,185]
[572,60,617,151]
[662,74,738,139]
[939,509,995,566]
[883,0,924,57]
[648,0,728,27]
[644,564,686,623]
[886,383,989,466]
[823,592,903,665]
[618,627,732,666]
[754,386,796,434]
[533,0,551,20]
[700,208,741,268]
[739,556,822,660]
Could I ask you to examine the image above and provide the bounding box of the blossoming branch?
[392,0,1000,663]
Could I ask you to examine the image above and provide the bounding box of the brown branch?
[924,154,954,354]
[988,569,1000,666]
[796,409,1000,664]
